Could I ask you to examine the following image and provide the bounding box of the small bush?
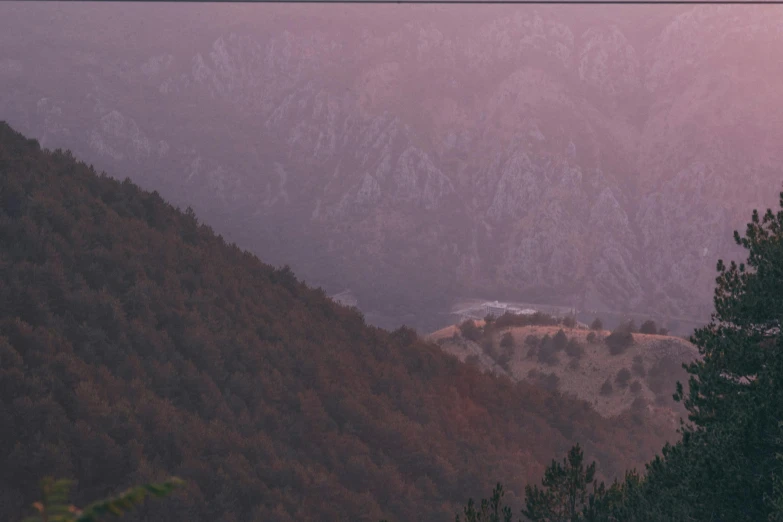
[481,337,496,358]
[590,318,603,331]
[497,332,515,371]
[537,337,559,366]
[639,320,658,335]
[494,311,559,329]
[552,329,568,351]
[500,332,514,349]
[541,372,560,392]
[537,348,559,366]
[600,379,613,396]
[606,330,634,355]
[459,320,482,342]
[586,331,597,344]
[391,325,418,346]
[562,316,576,328]
[525,334,540,347]
[615,368,632,388]
[565,338,583,358]
[531,312,558,326]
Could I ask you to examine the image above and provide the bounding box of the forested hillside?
[0,122,671,522]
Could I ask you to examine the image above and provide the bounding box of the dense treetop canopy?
[0,122,667,522]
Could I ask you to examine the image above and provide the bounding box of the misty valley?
[1,3,782,522]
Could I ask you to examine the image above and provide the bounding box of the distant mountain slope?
[1,122,668,522]
[2,4,780,332]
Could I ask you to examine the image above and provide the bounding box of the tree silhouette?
[521,444,597,522]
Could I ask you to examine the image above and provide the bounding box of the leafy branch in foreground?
[22,476,184,522]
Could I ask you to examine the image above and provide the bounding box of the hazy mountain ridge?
[1,4,780,330]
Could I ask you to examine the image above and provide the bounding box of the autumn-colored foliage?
[0,122,666,522]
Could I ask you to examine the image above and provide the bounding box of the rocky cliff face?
[0,4,778,330]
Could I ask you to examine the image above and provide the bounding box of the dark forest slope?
[1,122,663,522]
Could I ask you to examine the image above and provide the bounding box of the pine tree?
[456,484,513,522]
[670,194,783,520]
[521,444,596,521]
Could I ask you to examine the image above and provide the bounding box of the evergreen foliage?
[521,444,597,521]
[469,190,783,521]
[604,329,633,355]
[638,320,658,335]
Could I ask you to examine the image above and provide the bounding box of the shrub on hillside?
[497,333,515,371]
[615,368,632,388]
[541,372,560,392]
[639,320,659,335]
[562,316,577,328]
[528,370,560,392]
[498,354,512,372]
[586,331,597,343]
[552,329,568,351]
[493,312,525,329]
[537,348,559,366]
[500,332,515,349]
[459,319,482,342]
[590,318,603,331]
[390,325,418,346]
[484,314,496,329]
[600,379,613,396]
[494,311,559,329]
[565,338,583,358]
[605,330,634,355]
[537,335,559,366]
[481,336,497,359]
